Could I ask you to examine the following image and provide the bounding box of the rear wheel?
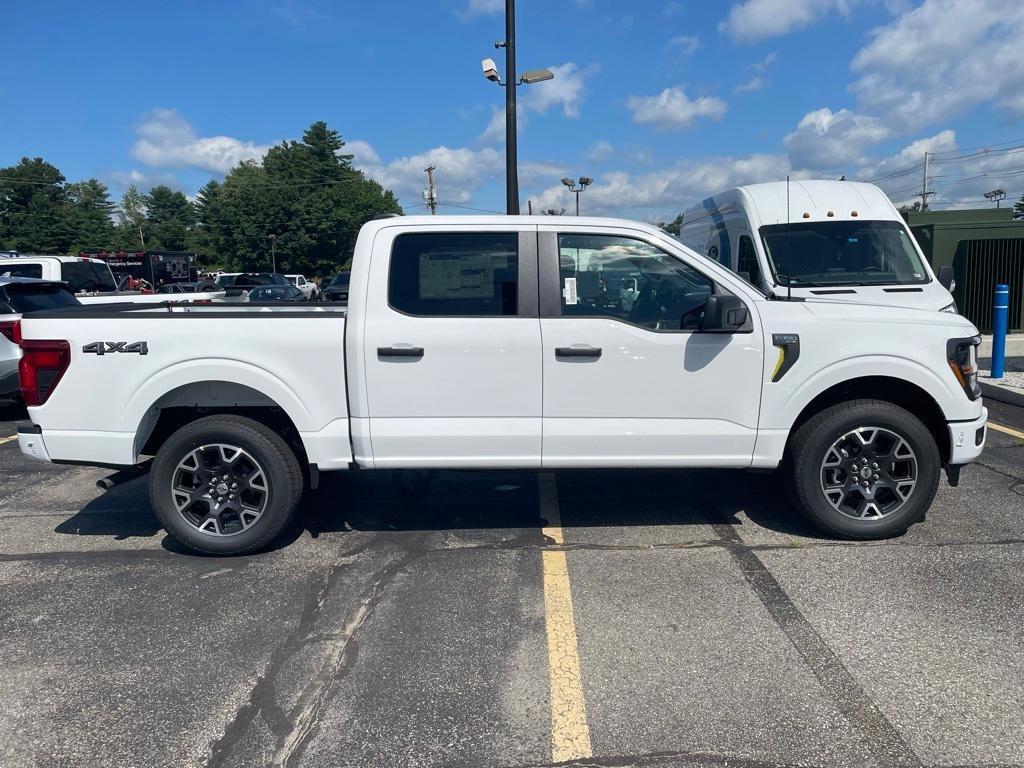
[149,415,303,554]
[787,399,940,539]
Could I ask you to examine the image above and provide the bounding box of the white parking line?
[538,473,593,763]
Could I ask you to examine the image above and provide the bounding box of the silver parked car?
[0,277,80,401]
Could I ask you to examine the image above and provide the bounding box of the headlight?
[946,335,981,400]
[939,302,958,314]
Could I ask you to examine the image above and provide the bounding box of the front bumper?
[947,407,987,466]
[18,424,51,462]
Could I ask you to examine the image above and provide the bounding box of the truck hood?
[769,282,953,311]
[798,297,978,333]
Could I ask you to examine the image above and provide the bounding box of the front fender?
[764,354,975,430]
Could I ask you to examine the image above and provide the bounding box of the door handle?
[377,346,424,359]
[555,345,602,359]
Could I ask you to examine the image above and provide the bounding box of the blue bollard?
[992,283,1009,379]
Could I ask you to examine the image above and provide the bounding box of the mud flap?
[945,464,963,488]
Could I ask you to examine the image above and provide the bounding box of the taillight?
[19,340,71,406]
[0,320,21,345]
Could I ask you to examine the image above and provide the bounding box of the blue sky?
[3,0,1023,219]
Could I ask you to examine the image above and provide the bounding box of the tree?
[658,213,684,236]
[145,185,195,250]
[1013,194,1024,221]
[0,157,71,253]
[117,185,148,250]
[196,121,401,275]
[65,179,116,253]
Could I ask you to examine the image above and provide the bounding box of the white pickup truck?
[16,216,988,554]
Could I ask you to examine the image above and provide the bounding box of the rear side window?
[61,261,117,292]
[3,284,80,313]
[737,235,763,287]
[389,232,518,316]
[2,264,44,279]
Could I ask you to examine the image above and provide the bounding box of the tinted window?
[2,284,80,313]
[1,264,44,279]
[737,235,763,288]
[558,234,713,331]
[389,233,518,317]
[62,261,117,292]
[332,273,351,286]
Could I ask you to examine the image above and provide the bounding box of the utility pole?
[268,234,277,273]
[503,0,519,214]
[423,166,438,215]
[920,151,933,211]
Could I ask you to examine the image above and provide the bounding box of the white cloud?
[343,139,380,167]
[857,129,957,183]
[784,107,891,171]
[585,140,615,162]
[131,109,271,174]
[529,153,791,219]
[721,0,871,42]
[627,87,727,132]
[522,62,596,119]
[734,76,767,94]
[107,168,184,194]
[669,35,700,56]
[456,0,503,19]
[850,0,1024,130]
[352,142,502,208]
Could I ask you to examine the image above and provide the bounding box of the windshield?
[62,261,118,293]
[760,220,930,287]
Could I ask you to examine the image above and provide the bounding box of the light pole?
[268,234,277,273]
[561,176,593,216]
[481,0,554,215]
[983,189,1006,208]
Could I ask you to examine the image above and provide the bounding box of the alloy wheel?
[819,426,918,520]
[171,444,269,536]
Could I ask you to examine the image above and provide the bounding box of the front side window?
[737,235,763,288]
[389,232,518,317]
[558,234,713,331]
[760,220,929,286]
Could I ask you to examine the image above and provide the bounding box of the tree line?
[0,121,401,276]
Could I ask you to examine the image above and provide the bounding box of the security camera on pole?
[480,0,554,215]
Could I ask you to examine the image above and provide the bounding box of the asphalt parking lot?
[1,401,1022,768]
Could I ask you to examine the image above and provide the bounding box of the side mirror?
[937,265,956,291]
[700,294,749,333]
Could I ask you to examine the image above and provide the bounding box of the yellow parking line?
[989,422,1024,441]
[538,473,593,764]
[0,435,16,446]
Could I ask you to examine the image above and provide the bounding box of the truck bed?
[19,302,351,468]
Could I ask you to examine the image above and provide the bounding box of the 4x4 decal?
[82,341,149,355]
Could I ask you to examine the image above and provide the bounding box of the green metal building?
[906,207,1024,331]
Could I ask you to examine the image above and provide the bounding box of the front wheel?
[787,399,940,539]
[149,415,304,554]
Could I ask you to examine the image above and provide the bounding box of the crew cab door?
[358,225,542,468]
[538,225,764,467]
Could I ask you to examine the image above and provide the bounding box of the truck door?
[359,225,542,468]
[538,226,764,467]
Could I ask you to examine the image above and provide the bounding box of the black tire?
[787,399,940,539]
[149,415,304,555]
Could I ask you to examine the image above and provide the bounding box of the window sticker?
[564,277,578,305]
